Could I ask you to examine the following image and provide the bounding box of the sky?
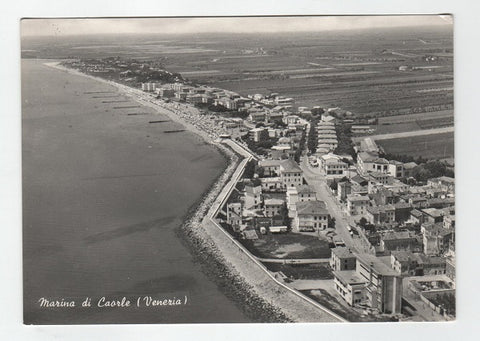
[21,15,453,37]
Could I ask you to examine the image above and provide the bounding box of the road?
[256,257,330,264]
[353,126,454,143]
[300,157,372,254]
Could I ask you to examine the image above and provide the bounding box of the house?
[356,151,378,173]
[244,184,262,210]
[330,247,357,271]
[368,172,394,186]
[409,209,424,225]
[248,111,266,123]
[393,202,413,223]
[226,202,242,231]
[249,127,267,142]
[366,205,396,225]
[427,176,455,192]
[403,162,418,178]
[421,223,455,256]
[380,231,420,252]
[388,160,405,178]
[279,159,303,189]
[258,159,282,177]
[264,198,284,218]
[390,251,424,276]
[421,208,445,224]
[286,184,317,218]
[319,154,348,177]
[337,181,352,202]
[346,195,370,216]
[259,177,283,192]
[294,200,330,232]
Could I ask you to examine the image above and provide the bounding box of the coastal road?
[300,157,371,254]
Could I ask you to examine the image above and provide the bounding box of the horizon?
[21,15,452,37]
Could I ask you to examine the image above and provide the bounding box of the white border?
[2,1,479,340]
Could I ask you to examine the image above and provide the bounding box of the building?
[355,253,403,314]
[421,223,455,256]
[264,198,284,217]
[390,251,424,276]
[403,162,418,178]
[226,203,242,231]
[333,270,367,307]
[428,176,455,192]
[319,154,348,177]
[381,231,420,252]
[279,159,303,189]
[286,185,317,218]
[259,177,283,192]
[346,195,370,216]
[387,160,405,178]
[330,247,357,271]
[249,127,267,142]
[337,181,352,202]
[366,205,396,225]
[244,184,262,210]
[157,88,175,98]
[294,200,330,232]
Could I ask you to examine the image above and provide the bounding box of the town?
[62,57,455,322]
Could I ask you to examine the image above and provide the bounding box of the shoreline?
[42,60,343,323]
[43,61,291,322]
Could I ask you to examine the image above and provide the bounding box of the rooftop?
[332,247,356,259]
[382,231,416,241]
[355,253,399,277]
[347,194,370,202]
[295,184,316,194]
[264,198,284,206]
[296,200,329,216]
[333,270,367,286]
[280,159,302,173]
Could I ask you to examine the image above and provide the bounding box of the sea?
[22,59,249,324]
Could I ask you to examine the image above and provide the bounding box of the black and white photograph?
[19,15,459,325]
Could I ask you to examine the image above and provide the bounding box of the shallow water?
[22,59,249,324]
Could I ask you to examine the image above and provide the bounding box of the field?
[376,132,454,159]
[374,109,453,134]
[241,232,331,259]
[22,25,453,117]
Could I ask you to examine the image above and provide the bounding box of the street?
[300,157,371,253]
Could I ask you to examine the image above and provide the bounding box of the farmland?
[22,25,453,118]
[376,132,454,159]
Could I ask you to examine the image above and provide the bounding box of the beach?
[28,60,344,323]
[22,59,250,324]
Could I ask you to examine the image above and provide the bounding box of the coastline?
[42,61,342,323]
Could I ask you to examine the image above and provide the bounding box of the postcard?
[21,15,455,324]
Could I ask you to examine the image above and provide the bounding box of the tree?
[243,160,257,179]
[329,179,338,191]
[307,118,318,154]
[358,217,368,229]
[328,217,336,229]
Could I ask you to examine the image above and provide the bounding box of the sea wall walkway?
[202,142,346,322]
